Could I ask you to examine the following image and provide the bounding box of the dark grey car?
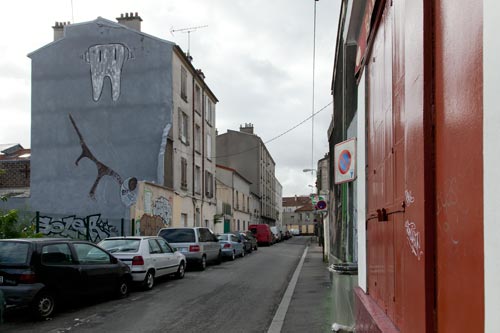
[0,238,131,320]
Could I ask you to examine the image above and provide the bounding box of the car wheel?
[231,251,236,261]
[199,255,207,271]
[143,270,155,290]
[254,245,258,251]
[175,262,185,279]
[32,291,55,320]
[116,277,130,298]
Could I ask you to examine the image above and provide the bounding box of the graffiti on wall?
[153,196,172,225]
[138,195,172,236]
[83,43,133,102]
[37,214,119,243]
[69,114,138,206]
[405,220,423,261]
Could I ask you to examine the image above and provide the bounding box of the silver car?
[158,227,221,270]
[98,236,186,290]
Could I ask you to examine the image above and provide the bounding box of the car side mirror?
[111,256,118,264]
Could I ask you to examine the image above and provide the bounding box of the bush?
[0,199,43,239]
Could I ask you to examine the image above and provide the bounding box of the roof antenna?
[170,25,208,58]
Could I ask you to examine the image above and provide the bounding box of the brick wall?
[0,160,30,188]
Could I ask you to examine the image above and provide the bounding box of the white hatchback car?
[98,236,186,290]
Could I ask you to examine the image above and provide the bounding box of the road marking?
[267,245,309,333]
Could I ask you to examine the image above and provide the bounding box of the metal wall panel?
[434,0,484,331]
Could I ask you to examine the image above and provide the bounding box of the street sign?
[334,138,357,184]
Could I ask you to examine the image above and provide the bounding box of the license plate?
[0,276,3,284]
[178,248,187,253]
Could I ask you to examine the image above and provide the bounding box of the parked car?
[283,229,292,240]
[0,238,131,320]
[270,226,282,243]
[290,228,300,236]
[158,227,221,270]
[217,233,245,260]
[244,231,258,251]
[248,224,273,246]
[98,236,186,290]
[236,232,253,254]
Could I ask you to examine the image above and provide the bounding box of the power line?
[212,101,333,160]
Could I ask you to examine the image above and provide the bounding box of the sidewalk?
[280,239,336,333]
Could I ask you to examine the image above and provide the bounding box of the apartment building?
[215,164,251,232]
[27,14,217,234]
[216,124,279,225]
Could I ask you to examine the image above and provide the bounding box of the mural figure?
[83,43,133,102]
[69,114,137,206]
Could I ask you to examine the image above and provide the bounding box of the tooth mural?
[84,43,132,102]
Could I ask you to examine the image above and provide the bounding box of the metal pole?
[131,218,135,236]
[35,211,40,233]
[121,218,124,236]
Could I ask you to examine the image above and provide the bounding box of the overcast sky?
[0,0,340,197]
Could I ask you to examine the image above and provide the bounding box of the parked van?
[158,227,221,270]
[248,224,273,246]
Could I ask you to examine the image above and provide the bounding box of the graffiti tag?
[405,220,423,261]
[152,196,172,226]
[37,214,118,243]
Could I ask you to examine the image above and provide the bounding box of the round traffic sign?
[316,200,327,210]
[338,150,352,174]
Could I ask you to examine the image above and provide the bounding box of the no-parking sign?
[334,138,357,184]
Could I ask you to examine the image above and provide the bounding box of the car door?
[156,238,177,275]
[38,243,82,297]
[148,239,169,277]
[72,243,120,295]
[210,230,221,258]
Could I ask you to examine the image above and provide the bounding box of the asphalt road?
[2,236,310,333]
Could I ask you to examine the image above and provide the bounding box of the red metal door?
[434,0,484,331]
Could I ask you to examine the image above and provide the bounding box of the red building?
[329,0,495,331]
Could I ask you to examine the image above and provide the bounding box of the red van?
[248,224,273,246]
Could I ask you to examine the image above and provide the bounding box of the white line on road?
[267,245,309,333]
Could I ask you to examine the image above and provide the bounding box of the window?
[178,109,189,145]
[195,165,201,194]
[205,96,214,126]
[181,66,187,101]
[205,171,214,198]
[157,238,173,253]
[206,132,212,160]
[181,157,188,190]
[159,227,194,242]
[195,125,201,153]
[236,190,239,209]
[148,239,162,254]
[164,138,174,188]
[74,243,111,265]
[41,244,73,265]
[195,84,201,113]
[181,213,188,227]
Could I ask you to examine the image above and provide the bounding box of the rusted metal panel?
[434,0,484,331]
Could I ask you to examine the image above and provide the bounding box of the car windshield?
[217,235,229,241]
[99,239,140,253]
[0,241,30,265]
[159,229,196,243]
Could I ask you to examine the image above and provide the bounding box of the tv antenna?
[170,25,208,57]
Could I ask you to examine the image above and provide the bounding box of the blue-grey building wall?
[28,18,174,220]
